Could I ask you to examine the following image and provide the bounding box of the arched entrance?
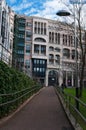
[48,70,58,86]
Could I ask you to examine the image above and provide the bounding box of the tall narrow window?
[26,45,30,54]
[38,22,40,34]
[44,23,46,35]
[34,22,37,34]
[34,44,39,54]
[58,33,60,44]
[49,32,51,43]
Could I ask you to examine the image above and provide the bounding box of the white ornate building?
[30,16,81,87]
[0,0,14,65]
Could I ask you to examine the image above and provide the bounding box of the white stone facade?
[31,16,81,87]
[0,0,14,65]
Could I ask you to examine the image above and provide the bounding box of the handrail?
[0,87,37,107]
[55,86,86,129]
[0,87,35,97]
[64,92,86,107]
[0,85,41,118]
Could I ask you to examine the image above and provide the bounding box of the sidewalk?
[0,86,74,130]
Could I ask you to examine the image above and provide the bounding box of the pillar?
[45,69,48,86]
[72,71,74,87]
[59,70,63,86]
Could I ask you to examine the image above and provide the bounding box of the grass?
[64,87,86,130]
[64,88,86,103]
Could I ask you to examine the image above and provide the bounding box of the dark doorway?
[48,70,58,86]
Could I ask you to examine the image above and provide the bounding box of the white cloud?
[12,0,33,12]
[32,0,69,20]
[9,0,17,4]
[10,0,86,26]
[24,8,37,15]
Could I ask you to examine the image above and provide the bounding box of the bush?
[0,61,36,94]
[0,61,41,118]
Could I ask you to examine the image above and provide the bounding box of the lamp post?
[56,10,79,109]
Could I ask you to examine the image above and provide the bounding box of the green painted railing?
[55,86,86,130]
[0,85,41,118]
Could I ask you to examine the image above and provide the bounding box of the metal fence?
[0,86,41,118]
[55,86,86,130]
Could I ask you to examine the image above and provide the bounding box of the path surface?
[0,86,74,130]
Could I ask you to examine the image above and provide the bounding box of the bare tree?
[73,3,86,97]
[61,0,86,97]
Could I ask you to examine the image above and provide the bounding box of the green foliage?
[0,61,35,94]
[0,61,41,118]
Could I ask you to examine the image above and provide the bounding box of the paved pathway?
[0,86,74,130]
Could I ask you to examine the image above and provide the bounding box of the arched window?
[49,46,54,51]
[71,50,75,59]
[34,38,46,42]
[55,47,60,52]
[55,55,60,64]
[63,48,70,58]
[49,54,54,64]
[49,54,54,59]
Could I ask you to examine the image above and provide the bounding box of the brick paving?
[0,86,74,130]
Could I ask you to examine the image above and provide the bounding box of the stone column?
[45,69,48,86]
[66,71,68,87]
[72,71,74,87]
[59,70,63,86]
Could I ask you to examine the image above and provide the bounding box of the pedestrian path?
[0,86,74,130]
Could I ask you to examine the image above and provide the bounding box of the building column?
[45,69,48,86]
[66,71,68,86]
[72,71,74,87]
[59,70,63,86]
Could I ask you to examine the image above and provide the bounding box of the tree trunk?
[79,55,85,97]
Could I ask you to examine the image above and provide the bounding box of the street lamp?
[56,10,71,16]
[56,10,79,109]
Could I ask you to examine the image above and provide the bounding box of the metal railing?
[55,86,86,130]
[0,85,41,118]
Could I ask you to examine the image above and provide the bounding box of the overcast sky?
[6,0,86,24]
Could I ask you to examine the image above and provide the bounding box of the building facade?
[0,0,14,65]
[1,0,86,87]
[13,15,32,77]
[13,16,82,87]
[32,17,81,87]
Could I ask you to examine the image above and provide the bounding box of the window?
[71,50,75,59]
[25,60,30,68]
[34,59,36,64]
[58,33,60,44]
[18,42,24,47]
[49,32,52,43]
[26,45,30,54]
[18,34,25,38]
[63,34,67,45]
[17,50,24,54]
[41,45,46,54]
[55,55,60,64]
[49,54,54,64]
[49,46,54,51]
[44,23,46,35]
[26,22,32,27]
[63,49,70,58]
[26,37,32,41]
[34,45,39,53]
[55,47,60,52]
[26,30,32,37]
[34,38,46,42]
[32,59,46,77]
